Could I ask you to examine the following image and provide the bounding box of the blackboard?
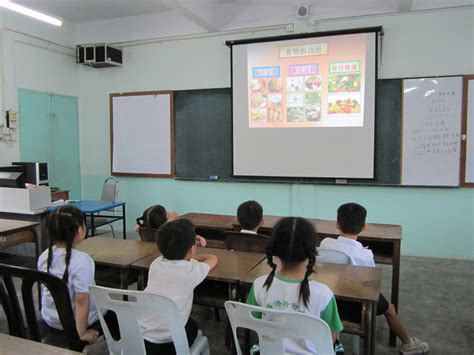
[174,89,232,179]
[174,80,401,185]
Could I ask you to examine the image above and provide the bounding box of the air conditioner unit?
[76,44,122,68]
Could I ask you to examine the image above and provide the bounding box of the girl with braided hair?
[246,216,343,354]
[37,204,100,344]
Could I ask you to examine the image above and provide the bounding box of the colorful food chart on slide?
[247,34,367,128]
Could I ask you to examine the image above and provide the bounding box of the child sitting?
[247,217,343,353]
[38,205,118,344]
[136,205,206,246]
[319,202,429,354]
[237,200,264,234]
[139,219,218,354]
[135,204,178,232]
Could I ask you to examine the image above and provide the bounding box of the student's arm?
[74,292,99,344]
[320,296,343,345]
[193,254,218,270]
[167,211,179,221]
[196,234,207,247]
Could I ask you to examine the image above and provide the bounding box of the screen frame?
[227,26,382,180]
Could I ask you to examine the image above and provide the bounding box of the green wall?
[81,174,474,260]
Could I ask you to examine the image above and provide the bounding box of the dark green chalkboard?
[174,80,401,185]
[174,89,232,179]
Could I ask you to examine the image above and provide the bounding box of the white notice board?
[402,77,462,186]
[111,91,174,177]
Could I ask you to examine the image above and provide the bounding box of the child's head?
[137,205,168,230]
[157,219,196,260]
[337,203,367,236]
[264,217,318,307]
[45,204,86,282]
[237,200,263,230]
[46,204,85,245]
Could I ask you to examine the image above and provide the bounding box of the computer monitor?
[12,162,49,185]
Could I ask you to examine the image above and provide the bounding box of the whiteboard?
[111,91,174,177]
[401,77,462,186]
[464,79,474,184]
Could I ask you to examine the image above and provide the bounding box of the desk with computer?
[0,162,126,253]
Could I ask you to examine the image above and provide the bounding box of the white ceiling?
[12,0,474,29]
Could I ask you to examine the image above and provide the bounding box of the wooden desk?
[50,189,69,202]
[182,212,401,346]
[76,236,158,288]
[0,333,81,354]
[241,260,382,355]
[131,247,265,290]
[0,219,40,258]
[181,213,236,229]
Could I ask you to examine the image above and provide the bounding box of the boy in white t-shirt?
[237,200,264,234]
[319,203,429,355]
[139,219,217,354]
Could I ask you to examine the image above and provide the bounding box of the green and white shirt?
[247,273,343,354]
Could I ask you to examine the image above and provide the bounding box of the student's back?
[38,246,98,329]
[139,219,217,355]
[38,205,100,344]
[319,236,375,267]
[320,203,429,355]
[247,217,343,354]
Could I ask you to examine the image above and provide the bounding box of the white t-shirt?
[319,236,376,267]
[37,246,100,330]
[139,256,210,343]
[240,229,258,234]
[247,274,343,354]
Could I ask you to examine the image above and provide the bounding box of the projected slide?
[247,34,367,128]
[231,30,377,178]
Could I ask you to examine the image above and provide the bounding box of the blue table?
[51,200,127,239]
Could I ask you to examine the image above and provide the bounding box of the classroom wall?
[0,7,471,259]
[0,11,78,165]
[77,7,474,260]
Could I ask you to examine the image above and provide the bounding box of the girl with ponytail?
[38,204,100,344]
[246,217,343,354]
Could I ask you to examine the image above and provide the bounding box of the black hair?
[156,219,196,260]
[337,203,367,235]
[139,205,168,229]
[45,204,85,283]
[263,217,318,308]
[237,200,263,230]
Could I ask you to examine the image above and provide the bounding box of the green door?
[18,88,82,199]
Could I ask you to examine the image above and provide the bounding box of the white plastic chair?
[317,248,351,264]
[89,285,210,355]
[317,247,360,355]
[224,301,335,355]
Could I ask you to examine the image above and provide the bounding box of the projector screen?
[230,29,379,178]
